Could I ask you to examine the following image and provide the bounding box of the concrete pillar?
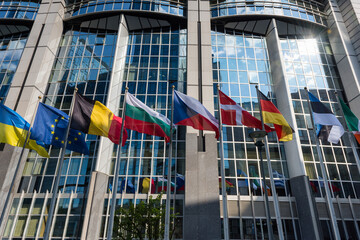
[326,0,360,115]
[184,133,221,239]
[95,15,129,175]
[0,0,65,227]
[81,171,109,240]
[265,19,322,240]
[184,0,221,238]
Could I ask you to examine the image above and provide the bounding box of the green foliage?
[112,194,178,240]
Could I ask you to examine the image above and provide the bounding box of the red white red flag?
[219,90,274,132]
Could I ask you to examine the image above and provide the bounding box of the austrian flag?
[219,90,273,132]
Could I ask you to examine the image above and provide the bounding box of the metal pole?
[255,85,282,240]
[334,92,360,176]
[263,136,284,240]
[217,85,230,240]
[0,96,42,227]
[43,89,78,240]
[258,141,274,240]
[304,87,341,240]
[107,87,128,240]
[164,85,175,240]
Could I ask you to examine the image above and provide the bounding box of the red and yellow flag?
[70,93,128,146]
[258,90,293,142]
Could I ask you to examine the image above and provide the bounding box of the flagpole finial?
[172,85,175,89]
[255,85,258,89]
[217,84,220,90]
[304,87,307,91]
[75,87,78,92]
[38,96,42,100]
[125,87,129,90]
[334,91,338,96]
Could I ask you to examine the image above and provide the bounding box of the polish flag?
[219,90,274,132]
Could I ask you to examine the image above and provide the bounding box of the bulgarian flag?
[339,98,360,144]
[219,90,274,132]
[125,93,172,142]
[257,89,294,142]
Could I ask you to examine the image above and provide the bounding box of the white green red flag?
[125,93,172,142]
[339,98,360,144]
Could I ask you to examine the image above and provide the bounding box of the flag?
[219,90,274,132]
[174,90,219,138]
[339,98,360,144]
[272,170,285,188]
[30,103,89,155]
[308,92,344,144]
[249,166,271,195]
[237,169,258,189]
[237,169,250,188]
[156,176,175,192]
[0,104,49,157]
[141,178,155,194]
[70,93,127,146]
[318,177,341,193]
[125,93,172,142]
[219,178,234,188]
[176,173,185,191]
[119,179,135,193]
[258,89,293,141]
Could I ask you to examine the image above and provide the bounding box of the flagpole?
[254,86,275,240]
[217,85,230,240]
[107,87,128,240]
[254,86,284,240]
[43,88,78,240]
[334,92,360,176]
[0,96,42,227]
[304,87,341,240]
[164,85,175,240]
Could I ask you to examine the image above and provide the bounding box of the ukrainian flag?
[0,104,49,157]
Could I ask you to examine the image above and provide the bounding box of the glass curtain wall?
[99,25,186,239]
[211,25,299,239]
[0,0,40,20]
[280,33,360,239]
[280,35,360,200]
[0,32,28,102]
[3,24,118,239]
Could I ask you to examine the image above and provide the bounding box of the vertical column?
[81,15,128,237]
[265,19,322,240]
[184,0,221,239]
[326,0,360,115]
[0,0,65,223]
[95,15,129,174]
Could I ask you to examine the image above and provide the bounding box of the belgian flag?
[258,90,293,142]
[70,93,127,146]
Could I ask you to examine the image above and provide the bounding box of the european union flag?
[31,103,89,155]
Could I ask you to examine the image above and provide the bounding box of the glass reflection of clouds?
[0,32,28,101]
[210,0,326,26]
[281,36,360,199]
[66,0,186,18]
[0,0,40,20]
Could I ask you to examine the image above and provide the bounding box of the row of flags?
[109,174,185,194]
[0,88,358,157]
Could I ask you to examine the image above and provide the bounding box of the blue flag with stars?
[31,103,89,155]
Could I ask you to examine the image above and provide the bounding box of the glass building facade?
[1,0,360,239]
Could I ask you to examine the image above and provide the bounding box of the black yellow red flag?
[70,93,128,146]
[258,90,293,142]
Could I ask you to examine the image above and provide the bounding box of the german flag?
[70,93,127,146]
[258,90,293,142]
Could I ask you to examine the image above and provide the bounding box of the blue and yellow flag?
[0,104,49,157]
[31,103,89,155]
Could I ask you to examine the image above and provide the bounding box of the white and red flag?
[219,90,274,132]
